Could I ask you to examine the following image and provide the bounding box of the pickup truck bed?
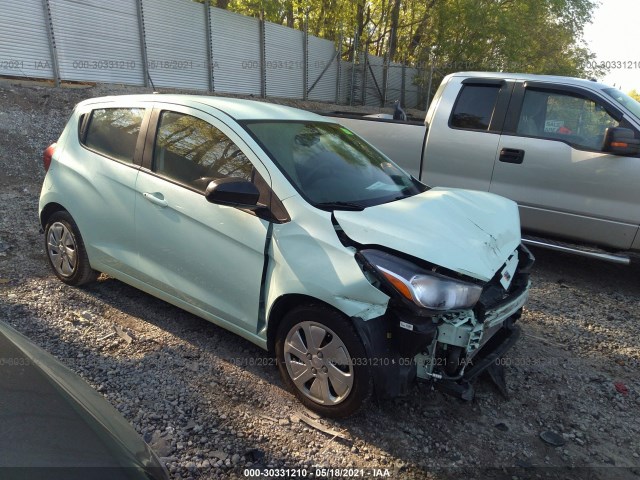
[323,114,426,179]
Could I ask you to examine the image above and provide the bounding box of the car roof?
[77,94,327,122]
[450,71,613,91]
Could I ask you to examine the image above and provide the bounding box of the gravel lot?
[1,79,639,480]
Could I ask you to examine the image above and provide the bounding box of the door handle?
[499,148,525,164]
[142,192,168,207]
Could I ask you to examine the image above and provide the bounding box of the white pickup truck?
[327,72,640,264]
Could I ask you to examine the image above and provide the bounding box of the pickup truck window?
[602,88,640,119]
[450,85,500,131]
[516,89,620,151]
[244,121,425,209]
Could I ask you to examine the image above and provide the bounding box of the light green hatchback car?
[39,95,533,417]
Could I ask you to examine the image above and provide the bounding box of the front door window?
[517,89,620,151]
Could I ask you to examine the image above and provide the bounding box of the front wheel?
[44,211,98,286]
[275,305,372,418]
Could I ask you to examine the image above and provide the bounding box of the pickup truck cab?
[331,72,640,264]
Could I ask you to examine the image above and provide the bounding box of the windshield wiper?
[393,187,421,201]
[394,193,413,200]
[315,201,365,211]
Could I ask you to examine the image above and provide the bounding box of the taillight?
[43,143,57,172]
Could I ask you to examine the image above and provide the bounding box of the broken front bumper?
[353,281,530,402]
[431,323,522,401]
[416,284,528,400]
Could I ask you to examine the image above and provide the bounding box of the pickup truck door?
[490,82,640,250]
[422,77,513,190]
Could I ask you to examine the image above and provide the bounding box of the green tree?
[196,0,601,80]
[413,0,599,73]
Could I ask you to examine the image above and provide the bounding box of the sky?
[583,0,640,93]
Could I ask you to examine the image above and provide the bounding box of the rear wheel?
[44,211,97,286]
[275,305,372,418]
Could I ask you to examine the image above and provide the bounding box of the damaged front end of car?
[352,244,534,401]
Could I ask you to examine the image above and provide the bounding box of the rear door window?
[450,85,501,131]
[84,108,145,163]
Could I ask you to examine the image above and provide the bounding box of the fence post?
[335,33,342,104]
[41,0,60,87]
[425,62,434,111]
[302,11,308,101]
[417,67,423,110]
[361,48,368,106]
[205,2,215,92]
[259,15,266,98]
[382,52,389,108]
[400,63,406,107]
[349,28,358,106]
[135,0,150,88]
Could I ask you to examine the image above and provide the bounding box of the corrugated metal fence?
[0,0,426,109]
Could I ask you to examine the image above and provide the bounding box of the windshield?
[244,121,426,209]
[602,88,640,119]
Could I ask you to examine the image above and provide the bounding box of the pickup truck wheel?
[276,305,371,418]
[44,211,98,286]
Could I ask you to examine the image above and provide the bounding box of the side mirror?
[602,127,640,156]
[205,177,260,208]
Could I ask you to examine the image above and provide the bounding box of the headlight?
[360,249,482,311]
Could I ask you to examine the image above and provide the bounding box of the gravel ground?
[1,79,639,480]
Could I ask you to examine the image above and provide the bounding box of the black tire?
[44,211,98,286]
[275,304,372,418]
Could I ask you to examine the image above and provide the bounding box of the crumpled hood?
[334,187,521,281]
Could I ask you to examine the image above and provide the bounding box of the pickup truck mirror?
[205,177,261,209]
[602,127,640,157]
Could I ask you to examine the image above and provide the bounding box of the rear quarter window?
[83,108,145,164]
[450,85,500,131]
